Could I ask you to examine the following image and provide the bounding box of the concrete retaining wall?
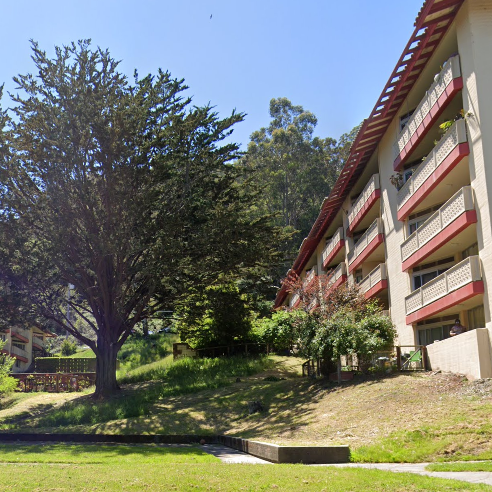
[426,328,492,380]
[218,435,349,464]
[0,433,350,464]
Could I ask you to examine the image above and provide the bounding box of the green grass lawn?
[0,444,489,491]
[427,461,492,472]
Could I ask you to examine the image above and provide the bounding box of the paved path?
[201,444,272,464]
[323,463,492,487]
[203,445,492,486]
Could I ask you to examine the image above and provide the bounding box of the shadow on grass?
[0,442,216,464]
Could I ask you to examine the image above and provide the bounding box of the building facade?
[275,0,492,380]
[1,327,53,373]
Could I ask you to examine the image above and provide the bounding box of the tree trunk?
[142,319,149,337]
[93,338,120,398]
[337,356,342,385]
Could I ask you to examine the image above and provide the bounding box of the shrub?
[0,341,17,394]
[60,339,78,356]
[254,309,307,353]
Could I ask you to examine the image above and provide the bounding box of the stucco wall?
[426,328,492,380]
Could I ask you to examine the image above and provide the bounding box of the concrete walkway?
[203,445,492,486]
[323,463,492,487]
[202,444,272,464]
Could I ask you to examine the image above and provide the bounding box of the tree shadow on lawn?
[0,442,214,464]
[91,374,396,440]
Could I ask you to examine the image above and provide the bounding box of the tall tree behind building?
[244,97,360,269]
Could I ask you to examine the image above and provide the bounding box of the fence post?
[396,346,401,371]
[422,345,428,371]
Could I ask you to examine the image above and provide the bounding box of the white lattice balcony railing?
[322,227,344,265]
[11,326,31,342]
[327,263,347,288]
[289,292,300,308]
[405,256,482,315]
[397,119,468,212]
[348,218,384,265]
[303,266,318,288]
[393,55,461,159]
[358,264,387,296]
[401,186,475,263]
[347,174,380,227]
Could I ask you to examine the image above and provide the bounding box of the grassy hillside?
[2,336,492,463]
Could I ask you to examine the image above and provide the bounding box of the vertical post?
[337,356,342,385]
[396,346,402,371]
[422,345,428,371]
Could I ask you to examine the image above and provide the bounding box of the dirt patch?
[0,392,86,425]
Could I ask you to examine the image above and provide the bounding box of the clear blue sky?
[1,0,424,149]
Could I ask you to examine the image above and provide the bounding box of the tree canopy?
[244,98,359,254]
[0,40,285,397]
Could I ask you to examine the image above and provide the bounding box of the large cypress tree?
[0,41,284,397]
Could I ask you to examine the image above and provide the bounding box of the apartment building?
[1,327,53,373]
[275,0,492,380]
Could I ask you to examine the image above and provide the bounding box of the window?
[354,269,363,284]
[403,168,415,183]
[400,110,415,131]
[417,324,452,346]
[468,305,485,330]
[15,359,21,368]
[407,204,442,236]
[412,258,454,291]
[352,228,367,246]
[413,267,450,290]
[408,215,429,235]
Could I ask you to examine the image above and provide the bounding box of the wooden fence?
[12,372,96,393]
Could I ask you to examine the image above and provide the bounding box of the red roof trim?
[274,0,465,308]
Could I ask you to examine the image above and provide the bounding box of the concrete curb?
[217,436,350,464]
[0,433,350,464]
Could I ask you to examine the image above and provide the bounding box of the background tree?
[0,41,285,397]
[244,98,360,270]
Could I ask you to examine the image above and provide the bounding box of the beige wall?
[426,328,492,380]
[457,0,492,333]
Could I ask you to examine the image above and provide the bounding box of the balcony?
[397,119,469,220]
[308,298,319,313]
[405,256,483,324]
[10,345,29,363]
[289,292,301,309]
[324,263,347,297]
[11,327,30,344]
[303,266,318,291]
[401,186,477,271]
[347,174,381,235]
[358,264,387,300]
[348,218,384,273]
[393,55,463,171]
[322,227,345,269]
[32,335,45,351]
